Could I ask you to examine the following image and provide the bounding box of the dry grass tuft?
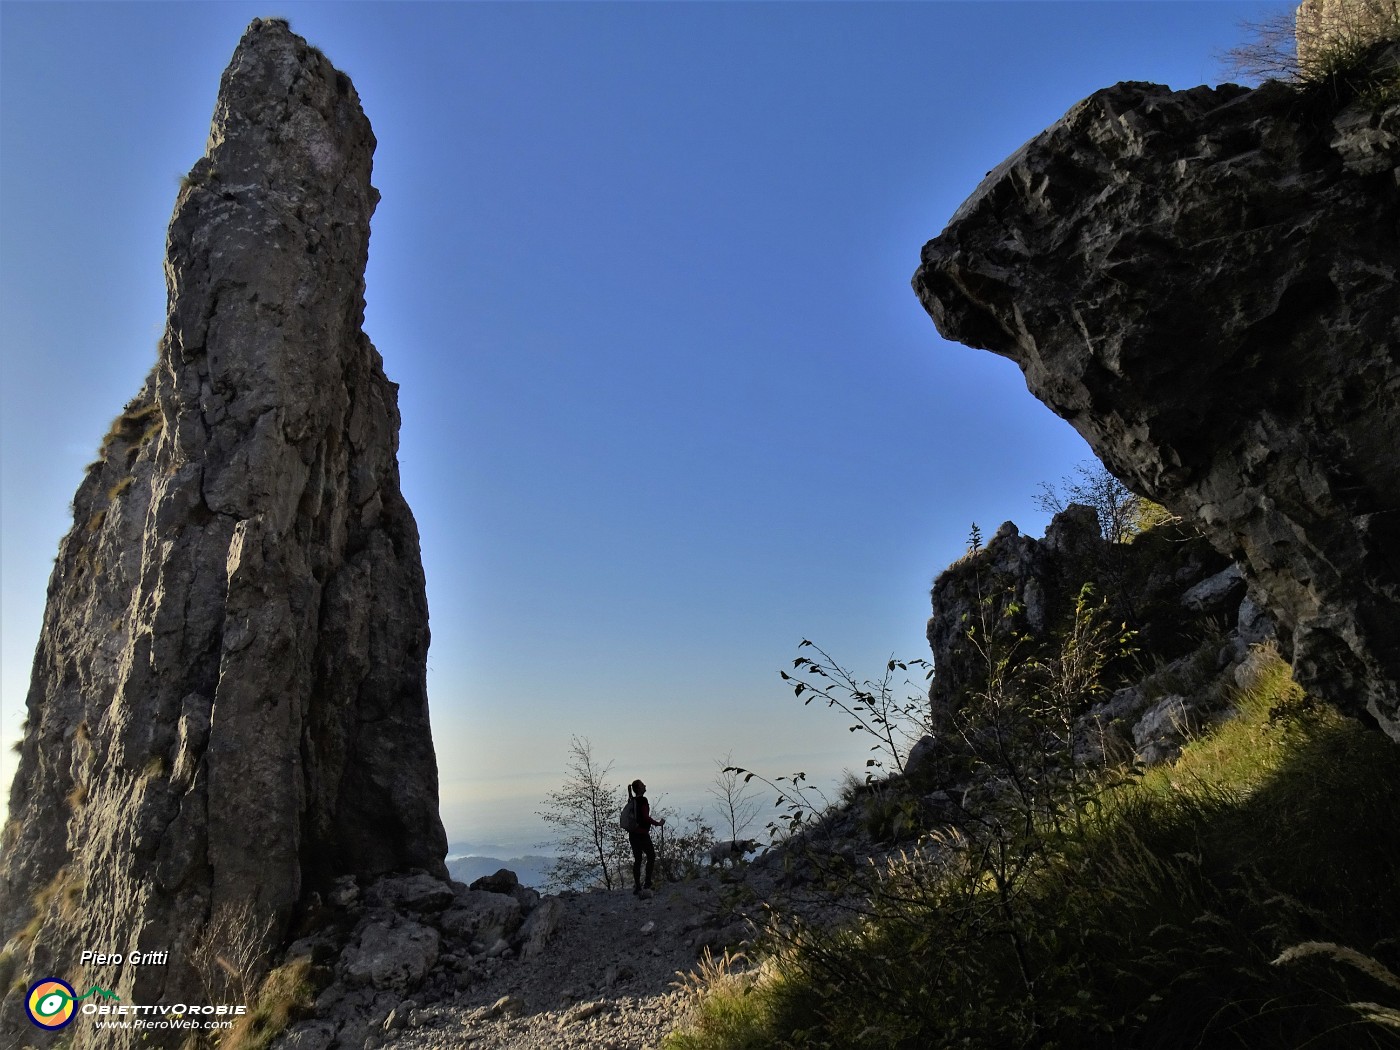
[218,957,316,1050]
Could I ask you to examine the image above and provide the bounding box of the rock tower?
[0,20,447,1045]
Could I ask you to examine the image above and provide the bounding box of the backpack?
[619,796,640,832]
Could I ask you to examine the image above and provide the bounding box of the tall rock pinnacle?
[0,20,447,1043]
[913,51,1400,741]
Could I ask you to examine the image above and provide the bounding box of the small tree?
[709,753,761,841]
[1034,460,1143,544]
[650,804,717,882]
[537,735,629,891]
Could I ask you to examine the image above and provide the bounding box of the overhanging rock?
[913,56,1400,740]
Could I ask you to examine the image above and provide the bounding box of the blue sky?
[1,1,1290,852]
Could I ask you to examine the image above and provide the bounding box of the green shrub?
[855,782,924,844]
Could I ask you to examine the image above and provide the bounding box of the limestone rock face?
[926,507,1229,720]
[1296,0,1400,73]
[0,20,446,1044]
[913,55,1400,741]
[927,520,1055,722]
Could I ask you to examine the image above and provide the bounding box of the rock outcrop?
[924,505,1261,768]
[0,20,447,1045]
[924,506,1232,716]
[913,47,1400,741]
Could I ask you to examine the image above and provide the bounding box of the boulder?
[469,868,520,894]
[476,994,528,1021]
[903,735,940,780]
[343,921,440,991]
[516,896,565,959]
[1043,503,1102,556]
[440,890,523,945]
[371,873,456,913]
[1132,695,1203,766]
[1181,565,1247,613]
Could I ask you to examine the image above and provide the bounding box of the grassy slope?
[667,652,1400,1049]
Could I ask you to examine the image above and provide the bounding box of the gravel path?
[382,875,757,1050]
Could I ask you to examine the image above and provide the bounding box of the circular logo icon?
[25,978,77,1030]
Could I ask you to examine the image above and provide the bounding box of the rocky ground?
[387,879,741,1050]
[276,864,776,1050]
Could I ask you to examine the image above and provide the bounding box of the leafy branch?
[780,641,932,777]
[723,765,832,840]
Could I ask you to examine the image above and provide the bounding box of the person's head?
[631,779,646,797]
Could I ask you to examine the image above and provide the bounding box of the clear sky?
[1,1,1290,853]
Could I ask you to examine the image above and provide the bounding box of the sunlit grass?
[667,648,1400,1049]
